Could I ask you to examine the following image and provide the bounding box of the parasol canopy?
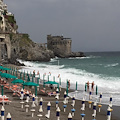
[44,81,58,85]
[11,79,25,84]
[23,82,39,86]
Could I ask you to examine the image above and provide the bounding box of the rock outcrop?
[69,52,86,58]
[10,34,55,62]
[47,35,85,58]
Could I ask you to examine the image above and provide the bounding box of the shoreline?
[1,64,119,120]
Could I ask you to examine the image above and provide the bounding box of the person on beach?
[33,70,35,77]
[58,74,60,78]
[68,80,70,90]
[91,81,95,91]
[86,81,90,91]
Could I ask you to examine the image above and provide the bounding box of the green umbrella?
[0,66,11,70]
[44,81,59,91]
[23,82,39,86]
[0,71,3,74]
[10,75,17,79]
[23,82,39,96]
[11,79,25,84]
[0,66,3,69]
[44,81,58,85]
[0,73,17,79]
[2,67,11,70]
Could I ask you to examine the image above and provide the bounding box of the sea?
[17,51,120,106]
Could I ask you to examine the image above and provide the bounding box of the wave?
[18,59,120,95]
[17,59,34,67]
[68,55,101,59]
[50,58,58,62]
[104,63,119,67]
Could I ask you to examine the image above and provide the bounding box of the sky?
[4,0,120,52]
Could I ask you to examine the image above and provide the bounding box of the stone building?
[0,33,11,61]
[0,0,14,61]
[47,34,72,57]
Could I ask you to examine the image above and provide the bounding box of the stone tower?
[47,34,72,57]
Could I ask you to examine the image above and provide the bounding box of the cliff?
[10,33,55,62]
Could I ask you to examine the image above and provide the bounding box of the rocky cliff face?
[10,33,55,62]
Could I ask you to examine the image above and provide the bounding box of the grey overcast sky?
[4,0,120,52]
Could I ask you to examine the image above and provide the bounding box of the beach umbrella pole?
[76,81,77,91]
[66,80,68,96]
[1,85,4,96]
[35,86,37,96]
[96,85,98,95]
[85,83,87,92]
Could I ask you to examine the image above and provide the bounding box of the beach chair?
[4,84,10,89]
[40,89,57,96]
[47,91,57,96]
[0,95,11,104]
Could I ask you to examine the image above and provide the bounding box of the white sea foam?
[18,59,120,91]
[17,59,120,105]
[50,58,58,62]
[68,55,101,59]
[105,63,119,67]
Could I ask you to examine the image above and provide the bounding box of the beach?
[0,64,119,120]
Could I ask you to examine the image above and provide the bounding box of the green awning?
[2,67,11,70]
[0,73,17,79]
[44,81,58,85]
[23,82,39,86]
[0,71,3,74]
[0,66,3,69]
[0,66,11,70]
[11,79,25,84]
